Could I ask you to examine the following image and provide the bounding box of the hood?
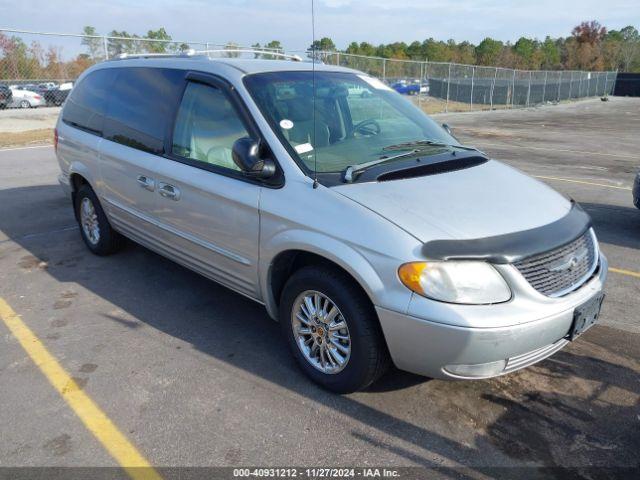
[332,160,571,242]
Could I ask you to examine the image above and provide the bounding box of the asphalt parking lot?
[0,97,639,476]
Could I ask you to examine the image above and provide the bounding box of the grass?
[0,128,53,148]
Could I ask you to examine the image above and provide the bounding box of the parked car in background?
[9,85,46,108]
[44,82,73,106]
[0,84,12,109]
[633,170,640,209]
[38,82,58,90]
[391,80,428,95]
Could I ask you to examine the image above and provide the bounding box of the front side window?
[172,82,250,172]
[244,71,457,174]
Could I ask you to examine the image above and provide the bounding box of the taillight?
[54,128,58,152]
[34,95,42,100]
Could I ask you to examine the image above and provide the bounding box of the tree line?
[1,20,638,82]
[336,21,639,72]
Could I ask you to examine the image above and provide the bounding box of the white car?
[9,86,45,108]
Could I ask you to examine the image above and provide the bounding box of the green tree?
[618,26,640,71]
[144,27,172,53]
[513,37,537,68]
[309,37,336,61]
[540,36,560,69]
[475,38,503,65]
[107,30,139,57]
[81,26,104,60]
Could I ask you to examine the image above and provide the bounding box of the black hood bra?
[422,201,592,264]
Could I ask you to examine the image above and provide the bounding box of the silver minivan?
[56,54,607,392]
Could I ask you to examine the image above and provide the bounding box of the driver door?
[149,75,262,299]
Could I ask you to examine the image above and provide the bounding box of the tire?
[74,184,125,255]
[280,265,390,393]
[19,100,30,109]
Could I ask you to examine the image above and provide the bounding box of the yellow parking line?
[609,267,640,279]
[0,298,162,480]
[534,175,632,190]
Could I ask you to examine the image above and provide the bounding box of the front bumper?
[377,253,608,379]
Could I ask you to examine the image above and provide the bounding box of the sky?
[2,0,639,51]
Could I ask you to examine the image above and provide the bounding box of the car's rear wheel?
[19,100,30,108]
[75,184,125,255]
[280,265,389,393]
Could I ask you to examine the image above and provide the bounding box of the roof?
[108,55,359,75]
[208,58,357,74]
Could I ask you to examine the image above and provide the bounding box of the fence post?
[578,72,583,99]
[336,51,340,66]
[490,67,498,109]
[470,66,475,111]
[556,71,562,101]
[567,71,573,99]
[382,58,387,83]
[526,71,532,107]
[542,71,548,103]
[595,72,600,97]
[446,63,451,112]
[511,69,516,108]
[103,36,109,60]
[418,62,424,109]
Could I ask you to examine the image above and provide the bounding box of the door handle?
[136,174,155,191]
[158,182,181,201]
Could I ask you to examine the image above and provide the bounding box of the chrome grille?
[514,229,597,297]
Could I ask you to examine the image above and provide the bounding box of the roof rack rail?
[115,50,196,60]
[112,49,303,62]
[194,49,303,62]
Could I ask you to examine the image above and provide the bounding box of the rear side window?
[104,68,184,154]
[62,69,116,135]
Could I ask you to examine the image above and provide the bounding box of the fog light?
[444,360,507,378]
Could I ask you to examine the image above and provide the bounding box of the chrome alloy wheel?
[80,197,100,245]
[291,290,351,374]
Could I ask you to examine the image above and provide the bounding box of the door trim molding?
[104,197,252,266]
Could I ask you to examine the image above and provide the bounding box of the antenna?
[311,0,319,189]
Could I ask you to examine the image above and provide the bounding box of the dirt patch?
[0,128,53,148]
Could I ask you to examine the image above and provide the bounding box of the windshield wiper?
[382,139,478,152]
[342,140,479,183]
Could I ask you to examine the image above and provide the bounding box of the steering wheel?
[351,119,381,138]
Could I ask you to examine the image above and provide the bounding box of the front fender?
[259,229,411,320]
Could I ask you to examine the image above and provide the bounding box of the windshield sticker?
[357,75,392,91]
[294,143,314,154]
[280,119,294,130]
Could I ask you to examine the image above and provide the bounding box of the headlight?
[398,261,511,304]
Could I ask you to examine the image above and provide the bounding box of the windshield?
[243,71,459,174]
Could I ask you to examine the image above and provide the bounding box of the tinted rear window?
[104,67,184,154]
[62,69,116,134]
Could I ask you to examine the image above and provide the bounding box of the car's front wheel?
[74,184,125,255]
[19,100,30,108]
[280,265,389,393]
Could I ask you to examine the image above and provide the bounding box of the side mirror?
[232,137,276,179]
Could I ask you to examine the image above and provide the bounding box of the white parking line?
[534,175,632,190]
[0,144,53,153]
[472,141,640,160]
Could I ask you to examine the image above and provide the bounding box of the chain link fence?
[323,52,617,113]
[0,29,617,114]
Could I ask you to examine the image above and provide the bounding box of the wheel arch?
[261,236,386,321]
